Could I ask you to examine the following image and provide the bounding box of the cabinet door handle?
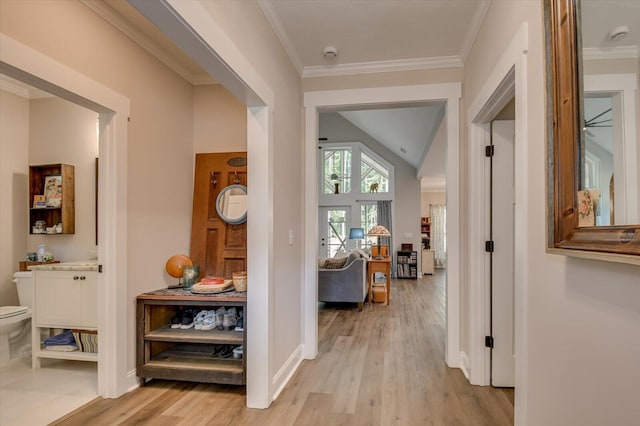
[73,275,79,280]
[80,276,86,280]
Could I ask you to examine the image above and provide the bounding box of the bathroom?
[0,75,100,424]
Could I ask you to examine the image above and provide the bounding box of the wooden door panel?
[191,153,247,278]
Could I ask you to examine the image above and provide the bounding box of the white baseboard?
[460,351,471,380]
[271,344,303,401]
[126,368,140,392]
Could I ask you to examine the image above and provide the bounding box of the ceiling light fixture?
[608,26,629,41]
[323,46,338,59]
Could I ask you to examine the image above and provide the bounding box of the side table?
[367,258,391,305]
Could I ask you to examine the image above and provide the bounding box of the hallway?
[54,271,513,425]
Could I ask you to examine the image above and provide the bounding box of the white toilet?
[0,271,33,365]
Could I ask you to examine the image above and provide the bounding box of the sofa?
[318,250,368,311]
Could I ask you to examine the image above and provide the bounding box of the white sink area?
[30,260,98,271]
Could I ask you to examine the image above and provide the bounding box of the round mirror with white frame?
[216,184,247,224]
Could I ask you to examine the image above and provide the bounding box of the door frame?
[1,33,130,397]
[303,83,462,368]
[466,22,529,424]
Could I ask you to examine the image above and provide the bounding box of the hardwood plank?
[55,271,514,426]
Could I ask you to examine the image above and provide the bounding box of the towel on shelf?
[43,330,77,347]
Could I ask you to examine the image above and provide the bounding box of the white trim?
[460,1,491,62]
[303,83,462,370]
[126,369,140,392]
[466,22,529,426]
[302,56,463,79]
[1,33,130,398]
[583,73,638,225]
[460,351,471,380]
[256,0,304,75]
[583,46,639,61]
[271,344,304,401]
[81,0,215,86]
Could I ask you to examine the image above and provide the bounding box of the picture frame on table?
[43,174,62,207]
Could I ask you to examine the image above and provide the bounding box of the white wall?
[27,97,98,262]
[465,1,640,424]
[0,89,29,306]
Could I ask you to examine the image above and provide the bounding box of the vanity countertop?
[30,261,98,271]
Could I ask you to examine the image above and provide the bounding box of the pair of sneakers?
[170,310,195,329]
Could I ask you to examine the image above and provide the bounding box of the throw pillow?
[323,257,347,269]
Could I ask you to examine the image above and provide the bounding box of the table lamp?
[367,225,390,259]
[349,227,364,249]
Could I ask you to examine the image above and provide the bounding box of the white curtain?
[430,204,446,268]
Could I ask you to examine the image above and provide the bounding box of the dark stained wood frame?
[545,0,640,262]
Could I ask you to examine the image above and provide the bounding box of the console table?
[367,258,391,305]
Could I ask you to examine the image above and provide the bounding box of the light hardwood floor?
[54,270,514,425]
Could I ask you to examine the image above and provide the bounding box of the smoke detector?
[323,46,338,59]
[608,26,629,41]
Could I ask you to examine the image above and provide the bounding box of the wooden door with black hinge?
[190,152,247,278]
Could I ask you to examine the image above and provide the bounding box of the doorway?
[319,207,351,258]
[303,83,462,363]
[1,34,130,398]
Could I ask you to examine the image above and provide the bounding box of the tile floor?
[0,356,98,426]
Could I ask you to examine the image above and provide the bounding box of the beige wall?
[466,1,640,424]
[1,0,195,372]
[0,89,29,306]
[188,1,304,377]
[193,84,247,154]
[27,97,98,262]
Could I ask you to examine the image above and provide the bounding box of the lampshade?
[367,225,390,237]
[330,173,339,181]
[349,227,364,239]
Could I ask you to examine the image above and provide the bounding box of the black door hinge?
[485,336,494,348]
[485,145,495,157]
[485,241,495,252]
[98,264,103,273]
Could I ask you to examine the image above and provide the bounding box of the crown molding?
[460,0,491,62]
[302,56,462,78]
[257,0,303,75]
[0,79,29,98]
[583,45,639,60]
[81,0,216,85]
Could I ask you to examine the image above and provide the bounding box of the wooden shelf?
[29,164,75,234]
[397,250,418,279]
[137,289,246,386]
[142,349,244,385]
[145,327,243,345]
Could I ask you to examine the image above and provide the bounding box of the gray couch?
[318,252,367,311]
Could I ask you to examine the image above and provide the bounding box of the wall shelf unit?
[29,163,75,234]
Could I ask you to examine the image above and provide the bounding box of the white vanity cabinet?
[32,268,98,367]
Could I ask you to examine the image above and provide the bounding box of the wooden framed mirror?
[545,0,640,263]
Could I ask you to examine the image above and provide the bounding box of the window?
[360,203,377,247]
[360,152,389,193]
[322,148,352,194]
